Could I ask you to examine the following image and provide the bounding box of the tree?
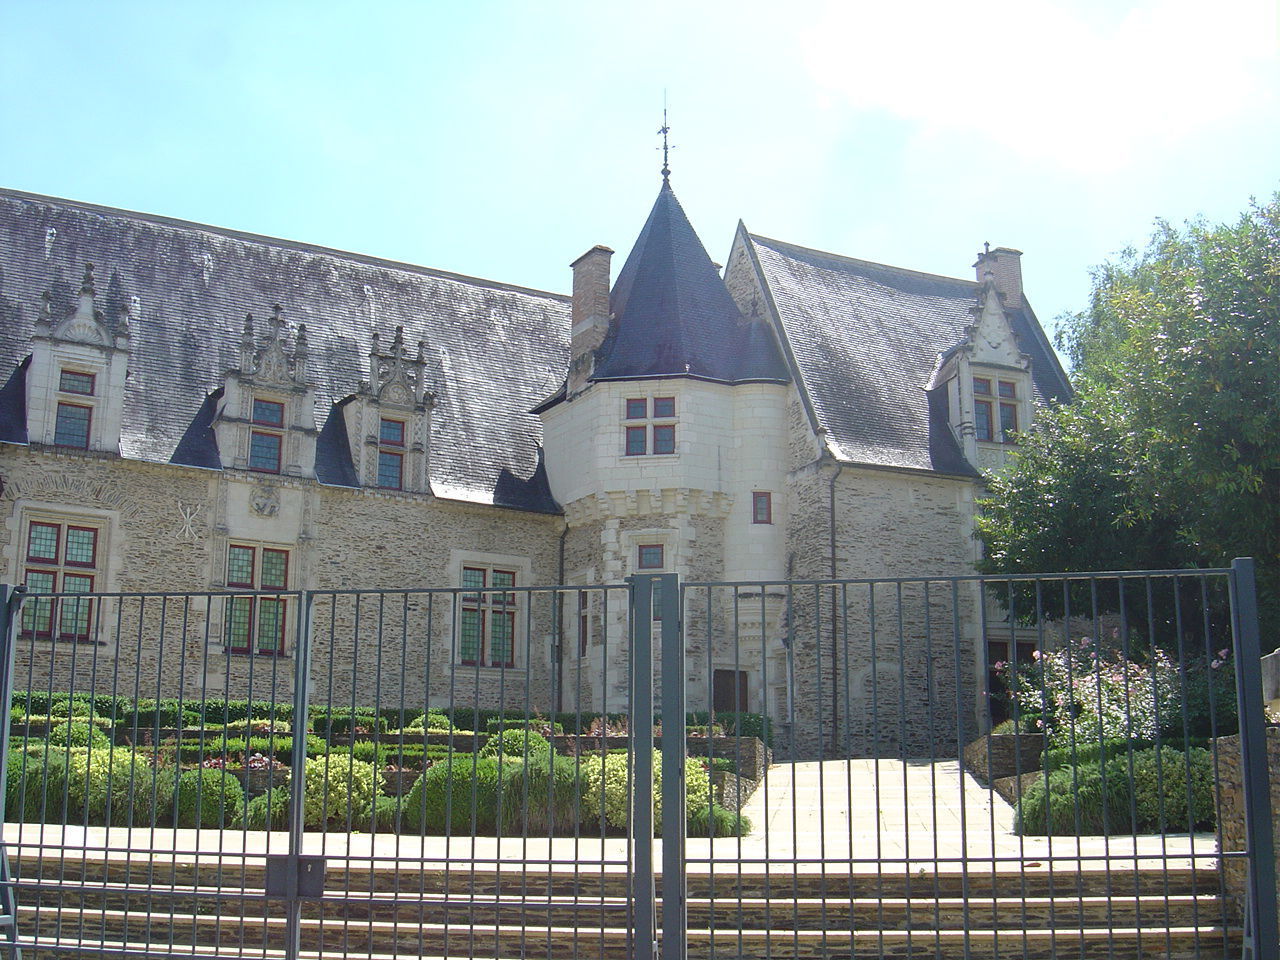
[977,196,1280,648]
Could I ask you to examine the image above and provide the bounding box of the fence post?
[629,576,657,960]
[281,592,317,960]
[658,573,686,960]
[0,586,25,956]
[1230,557,1279,960]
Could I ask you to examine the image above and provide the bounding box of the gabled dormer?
[340,325,435,493]
[930,248,1035,472]
[213,306,318,478]
[26,264,131,454]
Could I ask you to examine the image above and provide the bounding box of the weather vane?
[658,95,672,183]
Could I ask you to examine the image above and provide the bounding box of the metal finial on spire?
[658,102,671,184]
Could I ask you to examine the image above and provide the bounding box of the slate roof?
[592,183,789,384]
[0,189,569,512]
[742,233,1072,476]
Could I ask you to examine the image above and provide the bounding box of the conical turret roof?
[591,182,788,383]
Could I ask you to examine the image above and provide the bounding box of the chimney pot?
[973,246,1025,310]
[568,245,614,395]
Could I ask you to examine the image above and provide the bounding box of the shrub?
[66,748,177,827]
[998,637,1182,749]
[688,803,752,837]
[580,750,710,834]
[479,729,552,764]
[175,767,245,828]
[302,754,378,829]
[6,746,72,823]
[240,789,291,830]
[360,795,403,833]
[402,754,521,835]
[503,754,583,835]
[1110,745,1215,832]
[1014,762,1129,836]
[1042,738,1154,773]
[46,720,112,750]
[1171,651,1239,738]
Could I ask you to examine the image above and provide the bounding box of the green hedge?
[175,767,244,828]
[1016,745,1216,836]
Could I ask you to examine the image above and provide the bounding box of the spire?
[74,264,98,324]
[658,107,671,185]
[590,184,788,384]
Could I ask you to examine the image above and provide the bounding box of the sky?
[2,1,1277,360]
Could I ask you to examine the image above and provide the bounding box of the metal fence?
[0,561,1274,959]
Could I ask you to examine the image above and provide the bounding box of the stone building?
[0,176,1070,755]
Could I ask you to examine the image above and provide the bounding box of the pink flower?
[1211,659,1223,670]
[993,661,1006,671]
[1218,649,1230,660]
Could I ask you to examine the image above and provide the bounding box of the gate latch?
[265,855,326,899]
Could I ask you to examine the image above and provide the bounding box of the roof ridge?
[748,232,979,290]
[0,186,571,304]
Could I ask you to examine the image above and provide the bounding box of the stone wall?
[1214,727,1280,924]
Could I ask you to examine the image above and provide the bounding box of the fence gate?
[0,562,1275,959]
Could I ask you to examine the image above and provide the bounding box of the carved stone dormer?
[27,264,132,453]
[932,271,1035,472]
[214,305,319,478]
[343,325,436,493]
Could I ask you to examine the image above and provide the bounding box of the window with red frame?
[459,567,516,667]
[973,378,994,442]
[225,544,289,655]
[752,491,773,524]
[22,520,100,641]
[59,369,95,395]
[249,399,285,472]
[376,418,406,489]
[54,402,92,448]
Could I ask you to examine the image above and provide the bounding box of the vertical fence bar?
[0,586,25,959]
[282,591,316,960]
[629,576,657,960]
[659,574,686,960]
[1229,558,1279,960]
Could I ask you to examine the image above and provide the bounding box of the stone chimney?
[973,245,1024,310]
[568,245,613,396]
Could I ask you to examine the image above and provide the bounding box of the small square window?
[998,380,1016,399]
[973,377,992,396]
[252,399,285,427]
[54,403,91,448]
[653,396,676,418]
[637,544,665,569]
[626,398,647,419]
[377,450,403,489]
[752,491,772,524]
[625,425,647,456]
[652,424,676,455]
[380,418,405,446]
[59,370,95,395]
[249,431,282,472]
[227,545,255,587]
[64,527,98,567]
[27,522,60,562]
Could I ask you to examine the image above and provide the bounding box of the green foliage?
[6,746,72,822]
[45,720,112,750]
[310,709,385,739]
[503,754,584,835]
[1115,745,1216,832]
[1016,745,1215,836]
[688,803,752,837]
[579,750,710,834]
[175,767,244,828]
[479,729,552,764]
[979,196,1280,647]
[401,754,522,835]
[1014,762,1128,836]
[239,789,291,830]
[301,754,378,829]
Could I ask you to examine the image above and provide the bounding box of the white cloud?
[801,0,1279,173]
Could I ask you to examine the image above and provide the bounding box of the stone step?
[13,907,1241,960]
[10,854,1226,900]
[14,879,1229,932]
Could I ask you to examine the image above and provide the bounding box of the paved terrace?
[2,760,1220,876]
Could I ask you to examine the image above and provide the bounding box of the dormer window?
[59,370,95,395]
[54,402,92,448]
[249,398,285,473]
[376,417,405,489]
[974,377,1018,443]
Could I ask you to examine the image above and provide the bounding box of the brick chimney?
[568,245,613,395]
[973,245,1024,310]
